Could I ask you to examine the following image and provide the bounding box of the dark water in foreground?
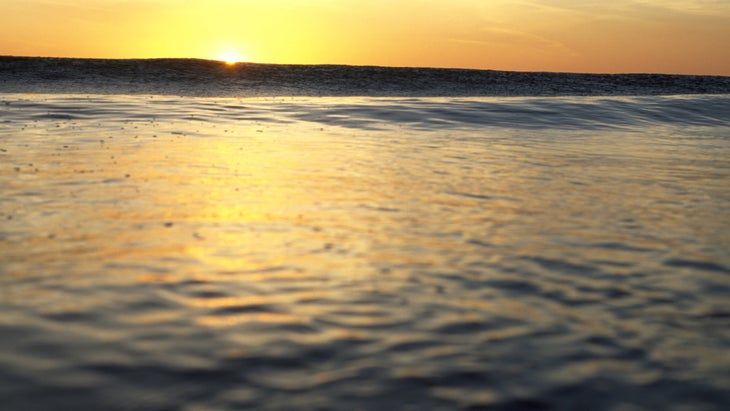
[1,91,729,410]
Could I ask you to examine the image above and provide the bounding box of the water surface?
[1,94,729,410]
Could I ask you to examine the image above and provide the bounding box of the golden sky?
[1,0,729,75]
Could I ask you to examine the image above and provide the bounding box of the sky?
[1,0,729,75]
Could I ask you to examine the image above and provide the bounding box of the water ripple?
[1,94,729,410]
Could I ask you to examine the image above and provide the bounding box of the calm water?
[1,94,729,410]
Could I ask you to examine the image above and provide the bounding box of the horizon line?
[1,54,729,78]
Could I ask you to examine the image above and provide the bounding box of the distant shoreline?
[2,55,729,78]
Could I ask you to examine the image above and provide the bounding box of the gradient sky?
[1,0,729,75]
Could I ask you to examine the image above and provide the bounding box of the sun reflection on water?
[3,95,730,410]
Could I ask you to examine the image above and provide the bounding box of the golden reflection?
[187,291,325,309]
[196,312,305,327]
[0,97,523,305]
[0,106,518,287]
[135,274,178,283]
[121,311,182,325]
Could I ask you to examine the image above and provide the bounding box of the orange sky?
[1,0,729,75]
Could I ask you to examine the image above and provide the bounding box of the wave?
[2,56,730,97]
[2,93,729,131]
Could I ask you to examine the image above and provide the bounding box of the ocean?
[1,57,729,410]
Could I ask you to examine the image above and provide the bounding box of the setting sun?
[216,50,245,65]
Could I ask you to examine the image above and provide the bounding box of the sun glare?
[217,51,244,65]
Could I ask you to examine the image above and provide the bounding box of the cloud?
[631,0,730,16]
[515,0,730,18]
[448,26,577,58]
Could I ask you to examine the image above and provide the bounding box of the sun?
[216,50,245,65]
